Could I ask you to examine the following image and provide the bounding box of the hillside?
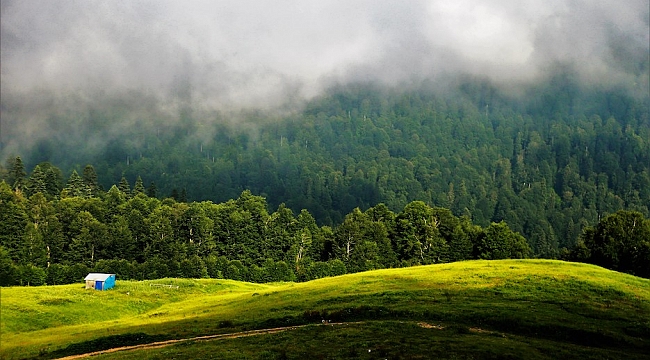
[4,82,649,258]
[2,260,649,359]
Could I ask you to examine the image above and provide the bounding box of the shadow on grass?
[35,305,648,360]
[39,333,167,359]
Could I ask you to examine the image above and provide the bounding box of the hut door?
[95,281,103,290]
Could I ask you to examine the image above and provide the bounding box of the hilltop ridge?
[2,260,649,359]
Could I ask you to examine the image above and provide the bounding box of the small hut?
[84,273,116,290]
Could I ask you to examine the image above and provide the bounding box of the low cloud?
[1,0,648,161]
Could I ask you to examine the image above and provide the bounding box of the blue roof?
[84,273,115,281]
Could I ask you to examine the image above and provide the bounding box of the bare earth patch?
[417,322,445,330]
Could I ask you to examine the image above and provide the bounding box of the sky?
[1,0,648,160]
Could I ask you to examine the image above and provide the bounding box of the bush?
[306,261,332,280]
[205,255,223,279]
[142,257,170,279]
[0,247,19,286]
[18,264,46,286]
[247,264,266,283]
[330,259,347,276]
[475,221,531,260]
[66,263,90,283]
[46,263,69,285]
[265,260,296,282]
[179,255,208,279]
[93,259,138,280]
[223,260,248,281]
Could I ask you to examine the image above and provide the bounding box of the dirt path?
[55,322,356,359]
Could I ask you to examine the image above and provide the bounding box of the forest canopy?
[1,179,536,286]
[1,78,649,284]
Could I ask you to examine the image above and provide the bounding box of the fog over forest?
[1,0,648,162]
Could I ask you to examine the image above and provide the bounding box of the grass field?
[2,260,649,359]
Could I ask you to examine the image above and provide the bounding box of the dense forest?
[1,176,534,286]
[15,78,650,248]
[1,77,649,284]
[1,168,647,286]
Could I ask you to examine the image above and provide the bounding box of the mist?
[1,0,648,163]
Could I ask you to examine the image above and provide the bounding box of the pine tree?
[8,156,27,191]
[64,170,91,198]
[82,165,100,197]
[28,165,48,196]
[134,176,145,194]
[118,176,131,197]
[146,181,157,198]
[0,181,28,263]
[27,163,62,199]
[170,188,180,201]
[68,211,108,266]
[39,163,63,198]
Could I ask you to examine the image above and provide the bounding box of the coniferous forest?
[1,77,649,285]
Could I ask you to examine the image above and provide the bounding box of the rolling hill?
[2,259,649,359]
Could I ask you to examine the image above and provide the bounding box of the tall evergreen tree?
[82,165,101,197]
[146,181,157,198]
[64,170,91,198]
[27,164,48,196]
[134,176,145,194]
[8,156,27,191]
[39,162,63,198]
[0,181,28,263]
[68,211,108,266]
[116,177,130,197]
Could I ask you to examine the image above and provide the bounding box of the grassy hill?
[2,260,649,359]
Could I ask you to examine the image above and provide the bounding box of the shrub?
[93,259,138,280]
[46,263,69,285]
[18,264,46,286]
[224,260,247,281]
[66,263,90,283]
[0,247,19,286]
[205,255,223,279]
[179,255,208,279]
[306,261,332,280]
[142,257,170,279]
[330,259,347,276]
[265,260,296,282]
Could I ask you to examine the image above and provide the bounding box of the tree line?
[1,166,534,286]
[2,161,648,287]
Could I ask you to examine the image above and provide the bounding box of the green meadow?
[2,260,649,359]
